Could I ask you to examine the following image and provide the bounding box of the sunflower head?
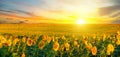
[107,44,114,55]
[21,53,25,57]
[92,34,96,40]
[102,34,106,41]
[61,35,66,40]
[116,39,120,45]
[53,41,59,51]
[38,40,45,50]
[27,38,33,46]
[60,44,64,51]
[7,39,12,46]
[22,37,26,43]
[42,34,48,41]
[13,38,19,46]
[91,46,97,55]
[86,43,92,50]
[47,37,51,43]
[74,40,78,46]
[65,42,70,51]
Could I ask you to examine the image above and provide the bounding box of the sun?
[76,19,86,24]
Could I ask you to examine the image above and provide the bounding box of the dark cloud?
[0,12,27,19]
[112,20,120,24]
[0,18,26,24]
[0,8,35,18]
[98,5,120,24]
[99,5,120,15]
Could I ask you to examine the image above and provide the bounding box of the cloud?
[112,20,120,24]
[99,5,120,15]
[0,0,120,24]
[0,8,35,18]
[0,18,26,24]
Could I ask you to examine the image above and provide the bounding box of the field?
[0,24,120,57]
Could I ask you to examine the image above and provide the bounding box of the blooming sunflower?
[51,36,55,42]
[38,40,45,50]
[42,35,48,41]
[116,39,120,45]
[116,34,120,40]
[61,35,65,40]
[22,37,26,43]
[7,39,12,46]
[91,46,97,55]
[27,38,33,46]
[1,37,7,44]
[117,31,120,35]
[60,44,64,51]
[86,43,92,50]
[13,38,19,46]
[92,34,96,40]
[65,42,70,51]
[102,34,106,41]
[47,37,51,43]
[74,40,78,46]
[33,39,37,45]
[53,41,59,51]
[21,53,25,57]
[107,44,114,55]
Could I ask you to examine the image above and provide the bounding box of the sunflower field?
[0,31,120,57]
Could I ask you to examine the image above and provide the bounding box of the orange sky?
[0,0,120,24]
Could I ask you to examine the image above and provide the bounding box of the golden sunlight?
[76,19,86,24]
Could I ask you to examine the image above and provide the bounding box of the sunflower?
[7,39,12,46]
[102,34,106,41]
[33,39,37,45]
[72,34,75,38]
[51,36,55,42]
[86,43,92,50]
[13,38,19,46]
[21,53,25,57]
[83,39,88,46]
[65,42,70,51]
[83,36,88,45]
[38,40,45,50]
[107,44,114,55]
[22,37,26,43]
[74,40,78,46]
[107,50,110,55]
[47,37,51,43]
[27,38,33,46]
[0,35,5,40]
[116,34,120,40]
[117,31,120,35]
[53,41,59,51]
[92,34,96,40]
[116,39,120,45]
[42,35,48,41]
[91,46,97,55]
[61,35,65,40]
[1,37,7,44]
[60,44,64,51]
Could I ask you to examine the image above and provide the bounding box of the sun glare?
[76,19,86,24]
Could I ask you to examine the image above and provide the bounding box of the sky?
[0,0,120,24]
